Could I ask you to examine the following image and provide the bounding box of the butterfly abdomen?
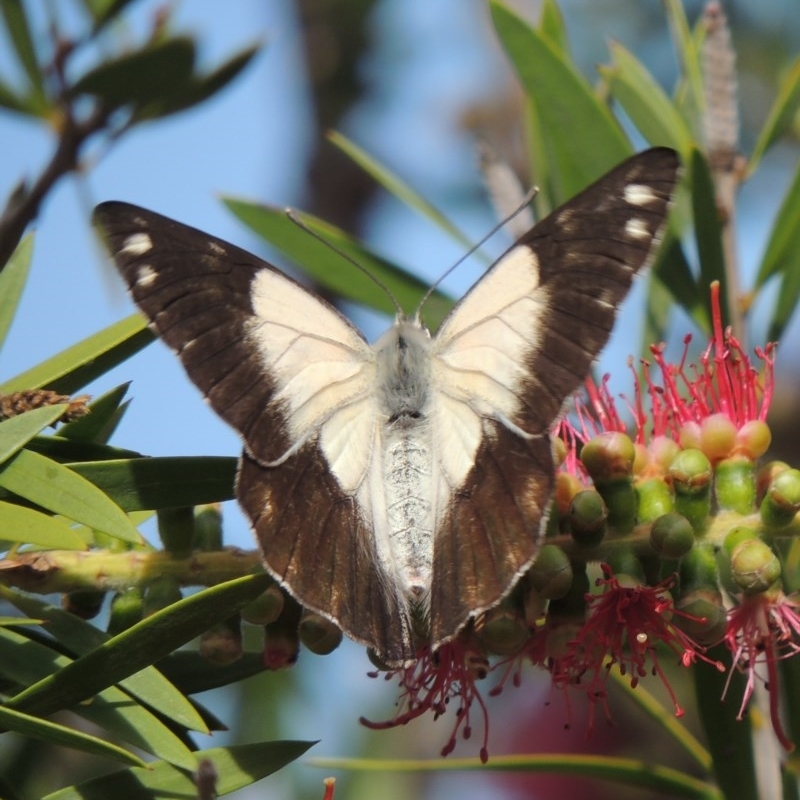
[371,320,436,598]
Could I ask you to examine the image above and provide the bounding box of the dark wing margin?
[429,147,680,646]
[93,202,417,666]
[512,146,680,434]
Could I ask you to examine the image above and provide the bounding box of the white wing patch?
[624,183,658,207]
[426,244,545,492]
[625,217,650,240]
[249,269,378,468]
[121,232,153,256]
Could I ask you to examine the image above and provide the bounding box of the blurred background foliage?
[0,0,798,799]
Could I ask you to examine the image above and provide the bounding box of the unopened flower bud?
[143,577,183,617]
[636,477,674,523]
[107,587,144,635]
[62,589,104,620]
[648,436,682,474]
[760,468,800,529]
[735,419,771,459]
[241,585,285,626]
[157,506,195,557]
[650,512,695,558]
[581,432,636,482]
[200,615,243,666]
[669,449,712,532]
[299,611,343,655]
[475,605,530,655]
[726,534,781,595]
[194,504,224,551]
[714,456,756,514]
[699,412,737,462]
[568,490,607,547]
[263,598,302,670]
[674,588,727,644]
[756,461,790,504]
[528,544,573,599]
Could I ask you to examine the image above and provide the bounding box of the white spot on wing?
[208,241,226,256]
[121,232,153,256]
[624,184,658,207]
[625,217,650,241]
[135,264,157,287]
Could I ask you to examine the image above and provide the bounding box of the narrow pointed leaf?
[0,501,87,549]
[328,131,476,252]
[601,42,694,154]
[755,160,800,288]
[5,574,272,717]
[490,0,631,202]
[2,589,207,733]
[68,456,237,511]
[0,627,197,770]
[0,233,32,346]
[223,198,454,328]
[689,148,730,324]
[537,0,567,51]
[0,0,47,112]
[42,740,315,800]
[0,705,146,766]
[0,449,143,544]
[57,383,131,443]
[749,57,800,173]
[0,314,153,395]
[0,405,68,463]
[664,0,704,122]
[0,76,34,114]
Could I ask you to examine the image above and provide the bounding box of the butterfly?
[94,147,679,666]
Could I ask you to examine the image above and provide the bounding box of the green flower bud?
[299,611,343,655]
[200,615,243,666]
[636,476,674,523]
[156,506,195,557]
[568,490,607,547]
[669,449,712,533]
[581,432,636,482]
[62,589,104,620]
[648,436,682,474]
[760,468,800,529]
[674,588,727,644]
[107,587,144,635]
[679,543,718,593]
[756,461,790,504]
[528,544,573,599]
[650,512,695,558]
[727,536,781,595]
[714,456,756,514]
[194,503,224,551]
[241,585,285,626]
[605,551,645,584]
[475,605,530,655]
[143,577,183,617]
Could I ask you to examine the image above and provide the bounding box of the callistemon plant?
[363,282,795,765]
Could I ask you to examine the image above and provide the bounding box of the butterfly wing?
[427,147,680,646]
[94,203,415,664]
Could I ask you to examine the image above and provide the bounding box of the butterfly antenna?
[415,184,538,323]
[285,209,404,318]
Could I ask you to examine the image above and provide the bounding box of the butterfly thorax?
[372,320,435,598]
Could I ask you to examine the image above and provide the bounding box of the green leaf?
[748,56,800,173]
[0,449,143,545]
[223,198,454,330]
[5,574,272,718]
[537,0,567,51]
[2,589,207,733]
[0,704,146,767]
[0,500,87,549]
[0,75,36,115]
[329,131,477,254]
[57,383,131,444]
[664,0,704,127]
[68,456,237,511]
[72,38,196,110]
[159,651,266,695]
[601,42,694,155]
[0,405,68,463]
[42,740,315,800]
[0,233,32,346]
[0,0,47,114]
[135,42,262,120]
[0,313,154,394]
[24,434,141,463]
[688,148,730,324]
[0,626,197,770]
[755,158,800,292]
[490,0,631,205]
